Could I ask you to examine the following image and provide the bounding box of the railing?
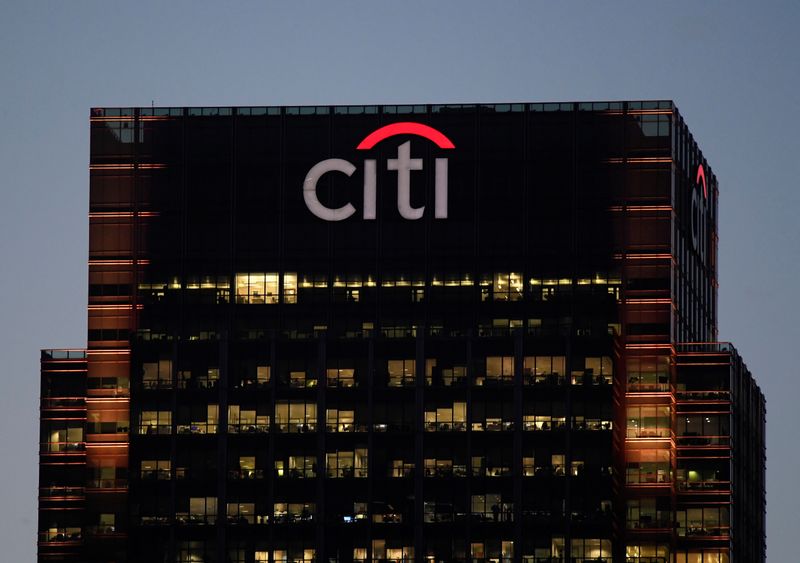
[424,421,467,432]
[274,421,317,433]
[39,530,82,543]
[326,467,368,478]
[41,397,85,409]
[140,469,171,480]
[141,380,173,390]
[626,428,670,439]
[232,379,271,389]
[675,390,730,401]
[228,423,270,433]
[572,419,613,431]
[326,423,369,433]
[626,469,670,485]
[524,373,567,386]
[372,423,414,433]
[679,525,731,537]
[423,511,469,523]
[138,425,171,435]
[175,513,216,525]
[272,511,315,524]
[676,342,734,353]
[471,420,514,432]
[176,424,217,435]
[424,465,467,478]
[676,435,730,447]
[39,486,84,498]
[627,379,670,392]
[177,379,218,390]
[677,480,731,492]
[276,467,316,479]
[86,478,128,489]
[42,349,87,360]
[628,517,673,530]
[41,442,85,453]
[140,516,169,525]
[228,469,265,480]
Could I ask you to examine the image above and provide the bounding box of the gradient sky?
[1,1,797,560]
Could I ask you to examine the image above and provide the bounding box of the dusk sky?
[1,2,798,560]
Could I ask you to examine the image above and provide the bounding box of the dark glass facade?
[38,101,764,563]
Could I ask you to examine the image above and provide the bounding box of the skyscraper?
[38,101,765,563]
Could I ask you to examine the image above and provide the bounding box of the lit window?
[387,359,415,387]
[484,356,514,384]
[424,402,466,432]
[327,367,355,388]
[283,272,297,304]
[227,405,269,433]
[522,356,566,385]
[235,273,279,304]
[138,410,171,435]
[140,459,170,480]
[275,401,316,433]
[326,448,368,478]
[326,409,356,432]
[493,272,523,301]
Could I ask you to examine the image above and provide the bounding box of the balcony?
[41,397,86,409]
[39,486,85,499]
[677,480,730,492]
[86,478,128,490]
[675,390,730,402]
[40,441,85,454]
[676,434,729,447]
[39,529,82,544]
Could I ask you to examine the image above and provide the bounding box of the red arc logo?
[696,164,707,199]
[356,122,456,150]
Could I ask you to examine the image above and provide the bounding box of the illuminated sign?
[303,122,455,221]
[690,164,708,259]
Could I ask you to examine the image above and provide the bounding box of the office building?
[38,101,765,562]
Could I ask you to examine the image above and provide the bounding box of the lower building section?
[40,337,764,563]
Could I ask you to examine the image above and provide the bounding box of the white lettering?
[435,158,448,219]
[363,159,377,220]
[387,141,424,220]
[303,158,357,221]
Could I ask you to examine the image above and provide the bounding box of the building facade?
[38,101,765,563]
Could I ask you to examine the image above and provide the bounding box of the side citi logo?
[690,164,709,260]
[303,122,455,221]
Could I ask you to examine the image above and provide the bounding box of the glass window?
[138,410,171,434]
[327,367,355,388]
[485,356,514,384]
[326,448,368,478]
[235,273,279,304]
[424,402,466,432]
[387,359,415,387]
[492,272,523,301]
[275,401,317,433]
[627,406,670,438]
[141,359,172,389]
[523,356,566,385]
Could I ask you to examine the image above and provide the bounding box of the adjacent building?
[38,101,765,563]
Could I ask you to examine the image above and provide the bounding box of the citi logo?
[690,164,708,259]
[303,122,455,221]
